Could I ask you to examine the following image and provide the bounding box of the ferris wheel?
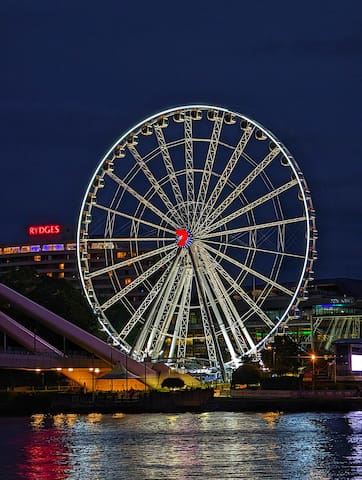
[77,105,317,372]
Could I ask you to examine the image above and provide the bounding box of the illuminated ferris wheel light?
[77,105,316,373]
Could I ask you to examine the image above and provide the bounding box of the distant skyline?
[1,1,361,279]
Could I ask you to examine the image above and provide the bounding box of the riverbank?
[1,388,362,415]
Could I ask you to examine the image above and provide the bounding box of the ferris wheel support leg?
[149,263,189,358]
[199,247,256,356]
[190,247,239,372]
[167,265,192,364]
[133,252,183,357]
[175,266,193,368]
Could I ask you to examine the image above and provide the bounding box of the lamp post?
[125,353,128,392]
[311,354,316,390]
[89,367,95,401]
[144,360,147,393]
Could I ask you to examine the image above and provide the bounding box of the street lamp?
[125,354,128,392]
[311,354,316,390]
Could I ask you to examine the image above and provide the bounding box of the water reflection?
[18,415,72,480]
[0,411,361,479]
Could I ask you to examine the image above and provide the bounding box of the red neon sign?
[28,224,61,236]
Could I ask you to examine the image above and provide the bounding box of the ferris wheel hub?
[176,228,193,248]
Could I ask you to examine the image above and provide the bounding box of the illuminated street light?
[311,354,316,390]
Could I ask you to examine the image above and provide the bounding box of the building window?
[117,251,127,259]
[46,272,53,278]
[59,263,65,270]
[58,272,65,278]
[34,255,41,262]
[4,247,21,254]
[124,278,132,286]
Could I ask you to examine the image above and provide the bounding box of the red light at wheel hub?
[176,229,193,248]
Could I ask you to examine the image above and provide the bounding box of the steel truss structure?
[77,105,316,372]
[312,315,362,352]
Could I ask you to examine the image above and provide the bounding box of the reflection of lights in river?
[8,411,362,479]
[18,418,71,480]
[87,413,103,424]
[260,411,283,429]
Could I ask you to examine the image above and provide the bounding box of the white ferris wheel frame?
[77,105,317,370]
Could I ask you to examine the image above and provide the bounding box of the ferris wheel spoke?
[107,171,179,229]
[200,216,307,241]
[196,147,280,233]
[149,263,190,357]
[85,243,176,280]
[131,252,185,356]
[137,254,186,357]
[199,245,276,329]
[191,251,240,365]
[197,125,254,227]
[193,114,224,227]
[128,145,184,225]
[170,266,193,364]
[94,203,176,235]
[205,239,305,260]
[197,246,256,353]
[202,242,294,297]
[100,248,178,311]
[193,271,220,367]
[202,178,299,235]
[117,261,174,340]
[84,237,175,242]
[153,124,188,221]
[184,114,195,222]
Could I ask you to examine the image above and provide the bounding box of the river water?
[1,411,362,480]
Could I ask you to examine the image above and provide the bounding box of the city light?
[28,224,61,235]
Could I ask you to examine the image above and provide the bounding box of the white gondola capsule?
[95,176,104,188]
[281,156,290,167]
[126,134,139,146]
[141,124,153,135]
[81,250,88,260]
[87,192,96,204]
[84,213,92,223]
[255,129,267,140]
[240,119,250,130]
[207,109,218,121]
[269,141,277,151]
[114,145,126,158]
[173,111,185,123]
[191,109,202,120]
[105,160,114,172]
[157,116,168,128]
[224,112,236,124]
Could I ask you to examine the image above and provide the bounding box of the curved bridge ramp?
[0,283,160,387]
[0,309,64,357]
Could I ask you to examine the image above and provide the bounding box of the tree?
[231,363,262,388]
[261,335,302,374]
[161,377,185,389]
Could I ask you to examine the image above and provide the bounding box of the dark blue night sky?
[1,1,361,278]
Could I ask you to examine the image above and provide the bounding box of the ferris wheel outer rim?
[76,104,316,363]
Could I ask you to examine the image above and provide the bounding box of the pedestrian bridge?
[0,283,199,390]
